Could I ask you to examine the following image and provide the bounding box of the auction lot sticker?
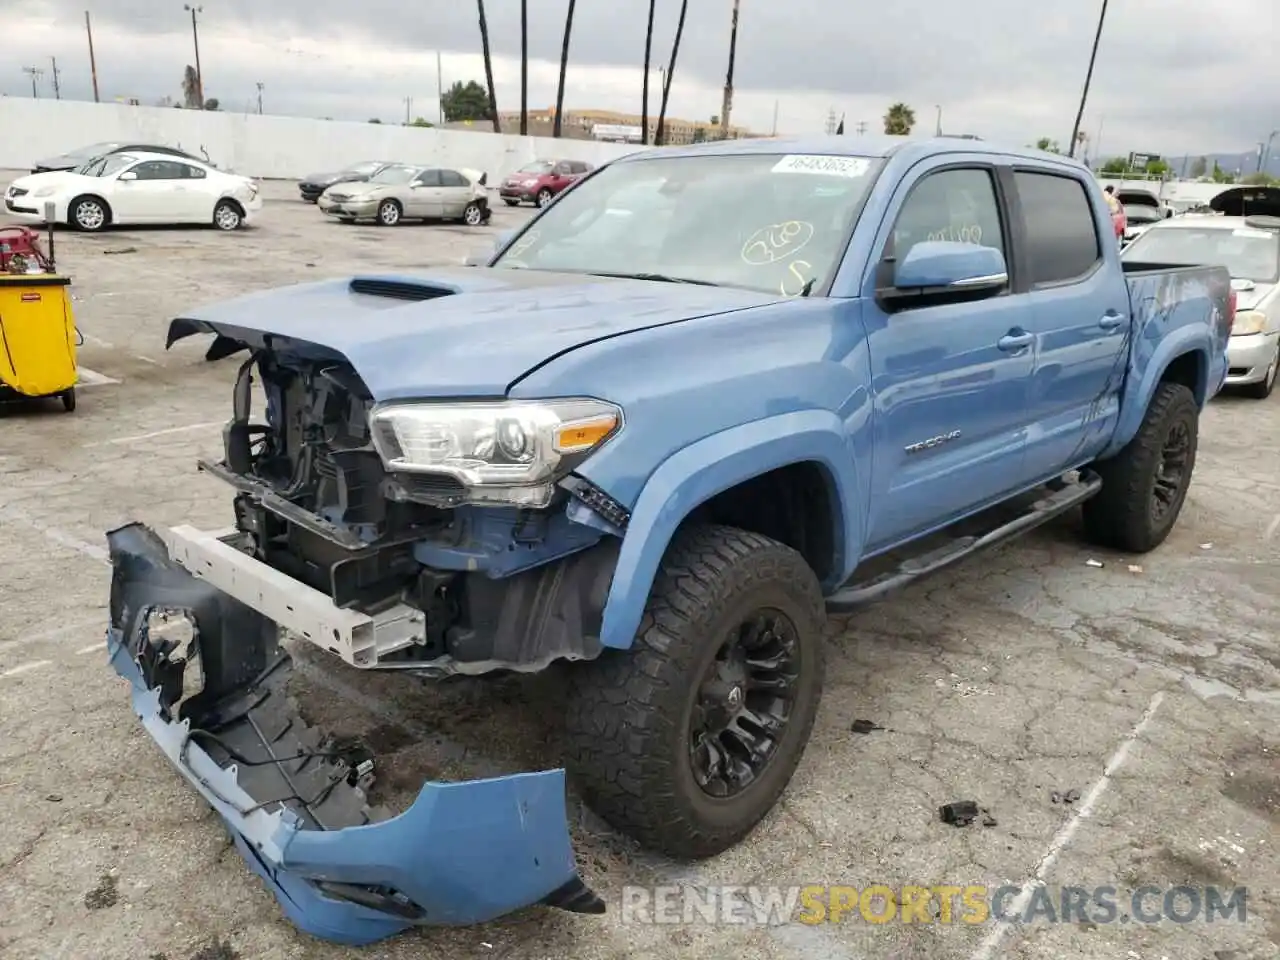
[772,155,871,178]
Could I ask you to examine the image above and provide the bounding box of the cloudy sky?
[3,0,1276,161]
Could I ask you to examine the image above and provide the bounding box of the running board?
[825,470,1102,611]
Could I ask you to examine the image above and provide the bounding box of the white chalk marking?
[75,642,105,655]
[0,614,106,651]
[1,661,51,679]
[135,355,158,365]
[83,420,223,447]
[968,691,1165,960]
[0,505,110,564]
[79,332,114,349]
[1264,513,1280,541]
[76,367,120,387]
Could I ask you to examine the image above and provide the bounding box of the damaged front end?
[106,522,605,946]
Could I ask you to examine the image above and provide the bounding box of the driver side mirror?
[118,171,137,182]
[879,240,1008,306]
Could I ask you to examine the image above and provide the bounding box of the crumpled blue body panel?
[104,522,602,946]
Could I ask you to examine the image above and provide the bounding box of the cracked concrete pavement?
[0,173,1275,960]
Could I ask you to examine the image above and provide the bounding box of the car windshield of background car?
[1124,226,1280,283]
[490,152,884,295]
[349,161,384,175]
[76,154,137,177]
[68,141,120,159]
[1123,205,1163,224]
[519,161,555,174]
[368,165,417,185]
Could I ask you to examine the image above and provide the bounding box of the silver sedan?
[318,163,491,227]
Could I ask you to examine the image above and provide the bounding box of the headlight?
[369,398,623,507]
[32,186,57,198]
[1231,310,1267,336]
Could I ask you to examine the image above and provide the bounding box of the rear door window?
[1015,171,1102,285]
[438,170,468,187]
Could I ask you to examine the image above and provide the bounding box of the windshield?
[1123,205,1163,223]
[348,161,384,175]
[368,165,417,185]
[75,154,136,177]
[67,141,121,159]
[1123,226,1280,283]
[519,162,554,174]
[491,152,884,295]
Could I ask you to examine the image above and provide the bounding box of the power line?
[21,66,43,98]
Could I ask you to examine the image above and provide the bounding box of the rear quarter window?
[1015,171,1102,285]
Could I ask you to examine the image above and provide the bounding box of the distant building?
[493,107,758,145]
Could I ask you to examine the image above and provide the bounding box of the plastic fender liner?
[103,522,604,946]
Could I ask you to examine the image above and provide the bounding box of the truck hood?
[166,267,784,400]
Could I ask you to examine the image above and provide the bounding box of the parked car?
[1117,188,1168,246]
[110,136,1229,946]
[499,158,593,207]
[317,163,490,226]
[30,141,212,174]
[1122,208,1280,397]
[5,151,261,231]
[297,160,396,203]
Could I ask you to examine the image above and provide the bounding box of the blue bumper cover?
[105,522,603,946]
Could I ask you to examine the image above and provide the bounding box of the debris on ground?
[1051,788,1082,805]
[1085,558,1104,568]
[102,247,138,256]
[850,719,885,735]
[939,801,996,827]
[45,794,62,802]
[1128,564,1144,573]
[188,940,239,960]
[1200,543,1213,550]
[83,873,119,910]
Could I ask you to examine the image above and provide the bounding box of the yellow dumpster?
[0,273,79,412]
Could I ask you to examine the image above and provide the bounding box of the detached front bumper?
[104,522,603,946]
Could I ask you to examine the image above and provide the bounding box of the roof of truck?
[622,135,1086,169]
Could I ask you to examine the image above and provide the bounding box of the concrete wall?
[0,98,644,181]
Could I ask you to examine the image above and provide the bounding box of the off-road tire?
[1082,381,1198,553]
[564,524,825,860]
[69,195,110,232]
[376,199,402,226]
[1240,343,1278,399]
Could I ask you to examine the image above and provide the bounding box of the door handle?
[997,330,1033,351]
[1098,313,1123,329]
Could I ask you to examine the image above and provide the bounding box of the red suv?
[500,159,594,208]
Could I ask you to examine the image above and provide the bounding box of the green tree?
[180,65,200,109]
[1035,137,1061,154]
[1211,161,1235,184]
[408,117,434,128]
[202,98,219,111]
[883,103,915,136]
[1100,156,1128,174]
[441,80,492,123]
[1189,156,1208,178]
[1145,158,1168,177]
[1240,171,1276,186]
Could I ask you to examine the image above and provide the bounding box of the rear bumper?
[104,521,603,946]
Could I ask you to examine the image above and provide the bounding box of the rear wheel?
[1240,343,1278,399]
[377,199,402,226]
[70,196,109,232]
[565,524,825,859]
[462,202,484,226]
[1082,381,1198,553]
[60,388,76,412]
[212,200,243,231]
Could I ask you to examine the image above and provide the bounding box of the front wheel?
[1240,343,1279,400]
[70,196,109,232]
[376,199,402,226]
[536,188,553,208]
[1082,381,1199,553]
[565,524,826,860]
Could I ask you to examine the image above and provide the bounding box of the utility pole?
[1067,0,1109,158]
[50,57,61,99]
[436,50,444,124]
[770,99,778,136]
[519,0,528,135]
[21,66,43,98]
[934,104,942,136]
[1259,130,1277,174]
[184,4,205,108]
[255,81,263,114]
[85,11,100,102]
[719,0,740,140]
[824,108,836,135]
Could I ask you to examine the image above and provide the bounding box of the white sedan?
[3,151,263,232]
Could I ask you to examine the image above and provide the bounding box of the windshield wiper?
[586,271,721,286]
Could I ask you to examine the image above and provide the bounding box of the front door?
[1009,168,1131,479]
[114,160,188,221]
[860,161,1035,551]
[406,169,443,219]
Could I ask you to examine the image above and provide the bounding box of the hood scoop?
[348,277,457,302]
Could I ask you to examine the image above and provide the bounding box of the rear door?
[437,169,473,217]
[551,161,575,194]
[1010,168,1131,478]
[406,169,443,218]
[859,159,1036,550]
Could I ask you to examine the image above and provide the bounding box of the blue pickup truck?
[106,136,1232,945]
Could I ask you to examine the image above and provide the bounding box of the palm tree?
[520,0,528,135]
[883,102,915,136]
[641,0,656,144]
[181,65,200,109]
[656,0,689,146]
[476,0,501,132]
[553,0,577,137]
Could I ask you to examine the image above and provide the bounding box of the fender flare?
[596,410,860,649]
[1104,327,1208,459]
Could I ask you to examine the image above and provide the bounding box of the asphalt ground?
[0,173,1275,960]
